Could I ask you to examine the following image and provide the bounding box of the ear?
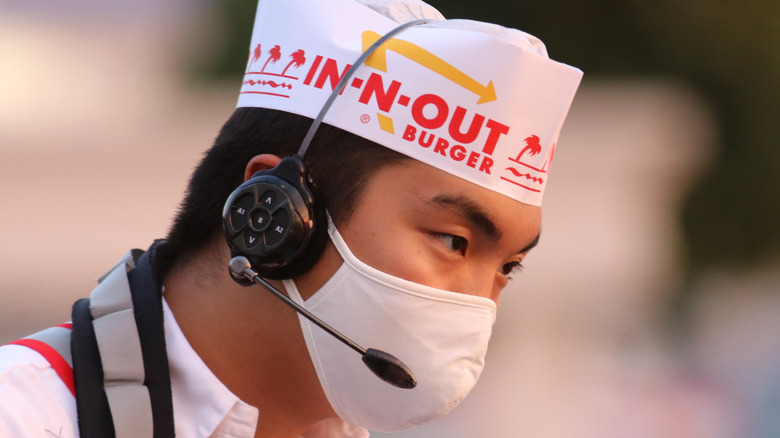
[244,154,283,181]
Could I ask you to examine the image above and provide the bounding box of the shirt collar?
[163,298,259,438]
[162,298,368,438]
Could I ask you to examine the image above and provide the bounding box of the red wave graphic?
[505,167,544,184]
[243,79,293,90]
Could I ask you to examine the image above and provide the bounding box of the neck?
[162,238,336,438]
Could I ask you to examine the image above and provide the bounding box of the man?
[0,0,581,436]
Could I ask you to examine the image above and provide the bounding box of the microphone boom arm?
[229,256,417,389]
[232,257,366,355]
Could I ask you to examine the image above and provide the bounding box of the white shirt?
[0,299,368,438]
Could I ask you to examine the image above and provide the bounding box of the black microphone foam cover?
[362,348,417,389]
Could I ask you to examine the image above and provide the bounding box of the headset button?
[230,194,254,231]
[244,231,261,248]
[266,209,290,246]
[259,190,277,208]
[250,208,271,232]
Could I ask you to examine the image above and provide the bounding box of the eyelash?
[501,261,524,279]
[436,233,524,279]
[435,233,468,255]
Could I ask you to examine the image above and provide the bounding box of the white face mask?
[283,218,497,432]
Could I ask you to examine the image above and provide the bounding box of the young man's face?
[298,158,542,303]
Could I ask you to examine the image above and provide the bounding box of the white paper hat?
[237,0,582,206]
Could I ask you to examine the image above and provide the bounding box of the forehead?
[356,158,541,243]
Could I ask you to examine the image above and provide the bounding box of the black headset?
[222,154,326,280]
[222,19,429,281]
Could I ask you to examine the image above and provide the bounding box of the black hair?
[164,107,409,269]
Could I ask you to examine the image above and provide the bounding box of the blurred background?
[2,0,779,437]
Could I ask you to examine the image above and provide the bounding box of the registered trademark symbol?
[360,114,370,123]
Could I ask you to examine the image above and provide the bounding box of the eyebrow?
[430,194,502,241]
[430,194,540,254]
[519,233,540,254]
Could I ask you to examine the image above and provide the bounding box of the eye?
[435,233,468,255]
[500,261,524,279]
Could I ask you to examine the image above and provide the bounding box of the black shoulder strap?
[71,297,114,437]
[71,241,175,438]
[127,244,175,438]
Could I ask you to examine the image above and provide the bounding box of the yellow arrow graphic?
[362,30,497,104]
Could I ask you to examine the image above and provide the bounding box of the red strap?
[10,338,76,397]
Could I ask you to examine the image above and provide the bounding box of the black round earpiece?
[222,155,328,280]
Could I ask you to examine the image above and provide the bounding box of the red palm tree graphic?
[247,44,262,71]
[516,135,542,160]
[281,49,306,76]
[261,45,282,72]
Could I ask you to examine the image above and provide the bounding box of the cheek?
[344,224,503,295]
[347,229,434,284]
[490,273,508,303]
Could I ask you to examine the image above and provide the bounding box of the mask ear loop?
[296,18,431,158]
